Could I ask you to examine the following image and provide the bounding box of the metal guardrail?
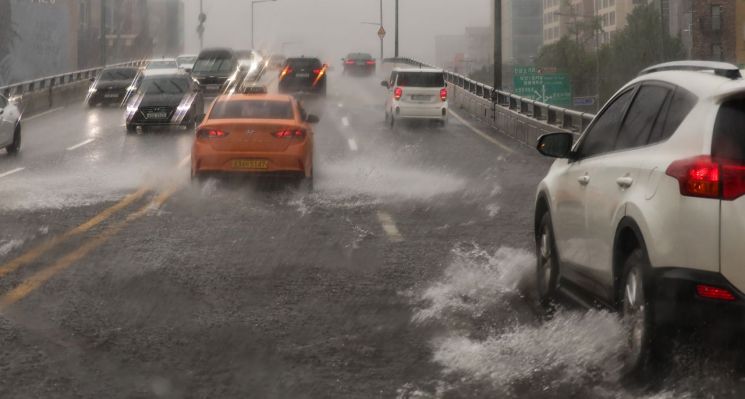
[0,60,148,99]
[383,57,596,135]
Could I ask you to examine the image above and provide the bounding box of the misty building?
[465,26,491,73]
[690,0,745,64]
[668,0,692,57]
[502,0,542,65]
[435,34,467,72]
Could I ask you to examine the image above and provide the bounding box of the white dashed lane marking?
[66,138,95,151]
[0,167,25,179]
[377,211,404,242]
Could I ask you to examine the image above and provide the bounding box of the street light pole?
[198,0,205,50]
[251,0,277,49]
[100,0,107,66]
[394,0,399,57]
[380,0,384,60]
[493,0,501,89]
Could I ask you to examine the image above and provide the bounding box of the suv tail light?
[273,129,306,138]
[440,88,448,101]
[280,66,293,79]
[666,155,745,200]
[394,87,403,101]
[696,284,736,301]
[344,60,355,65]
[197,129,229,139]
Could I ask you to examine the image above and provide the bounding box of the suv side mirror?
[537,132,574,158]
[380,80,389,88]
[306,114,320,124]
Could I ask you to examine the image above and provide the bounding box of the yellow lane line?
[0,185,150,279]
[0,184,182,310]
[450,110,514,154]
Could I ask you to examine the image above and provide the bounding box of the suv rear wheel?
[536,211,559,307]
[620,247,654,377]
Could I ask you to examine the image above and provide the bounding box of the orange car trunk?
[201,120,304,152]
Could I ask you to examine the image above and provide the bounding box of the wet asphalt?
[1,74,743,398]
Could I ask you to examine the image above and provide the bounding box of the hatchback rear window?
[210,100,294,120]
[396,72,445,88]
[287,59,322,69]
[713,98,745,162]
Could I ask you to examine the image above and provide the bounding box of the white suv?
[534,61,745,374]
[382,67,448,128]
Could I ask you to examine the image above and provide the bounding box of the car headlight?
[88,87,97,93]
[126,105,139,113]
[177,104,191,112]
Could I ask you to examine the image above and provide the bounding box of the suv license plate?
[296,73,310,78]
[104,93,119,98]
[412,95,431,101]
[146,112,168,119]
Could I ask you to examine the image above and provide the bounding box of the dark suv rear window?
[287,58,322,69]
[396,72,445,88]
[713,98,745,162]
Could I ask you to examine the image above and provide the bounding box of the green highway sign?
[513,66,572,107]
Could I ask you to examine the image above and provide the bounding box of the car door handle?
[616,176,634,188]
[577,174,590,186]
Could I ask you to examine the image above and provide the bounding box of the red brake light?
[394,87,403,100]
[365,60,376,65]
[440,87,448,101]
[197,129,228,139]
[273,129,306,138]
[666,155,745,200]
[696,284,736,301]
[345,60,355,65]
[313,68,322,74]
[280,66,293,79]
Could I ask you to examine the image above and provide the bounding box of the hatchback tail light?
[273,129,306,138]
[440,88,448,101]
[280,66,293,80]
[696,284,737,301]
[394,87,403,101]
[666,155,745,200]
[366,60,376,65]
[197,129,229,139]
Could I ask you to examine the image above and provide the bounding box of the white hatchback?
[534,61,745,375]
[382,67,448,128]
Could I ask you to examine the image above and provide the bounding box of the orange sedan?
[191,93,318,185]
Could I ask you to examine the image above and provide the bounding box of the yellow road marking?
[0,184,182,310]
[0,186,149,278]
[450,110,514,154]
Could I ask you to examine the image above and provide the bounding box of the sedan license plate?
[104,93,119,98]
[207,84,221,91]
[146,112,168,120]
[296,73,310,78]
[411,95,431,101]
[232,159,268,170]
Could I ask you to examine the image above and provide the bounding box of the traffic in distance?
[2,1,745,397]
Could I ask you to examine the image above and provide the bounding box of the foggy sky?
[183,0,490,64]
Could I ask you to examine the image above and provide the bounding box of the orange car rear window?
[210,100,294,120]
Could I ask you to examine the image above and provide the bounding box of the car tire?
[6,123,21,155]
[619,247,655,378]
[535,211,559,308]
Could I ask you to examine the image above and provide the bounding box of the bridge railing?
[383,57,596,146]
[0,60,148,117]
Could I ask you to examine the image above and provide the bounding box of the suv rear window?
[287,58,322,69]
[396,72,445,88]
[713,98,745,162]
[210,100,294,120]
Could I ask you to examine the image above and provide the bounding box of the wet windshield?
[4,1,745,398]
[140,77,190,95]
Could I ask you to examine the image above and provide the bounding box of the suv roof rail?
[639,61,742,79]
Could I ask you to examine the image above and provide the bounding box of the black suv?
[191,48,238,97]
[125,71,205,133]
[278,57,327,96]
[86,67,140,106]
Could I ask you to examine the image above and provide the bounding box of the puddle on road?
[403,244,690,399]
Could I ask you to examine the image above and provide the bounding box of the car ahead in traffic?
[224,50,265,93]
[192,48,238,97]
[382,67,448,128]
[145,58,179,71]
[342,53,376,77]
[124,70,205,133]
[176,54,197,73]
[86,66,140,107]
[0,94,21,155]
[191,90,318,188]
[278,57,327,96]
[533,61,745,375]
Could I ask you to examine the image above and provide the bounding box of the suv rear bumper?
[653,267,745,328]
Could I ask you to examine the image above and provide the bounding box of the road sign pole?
[394,0,399,57]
